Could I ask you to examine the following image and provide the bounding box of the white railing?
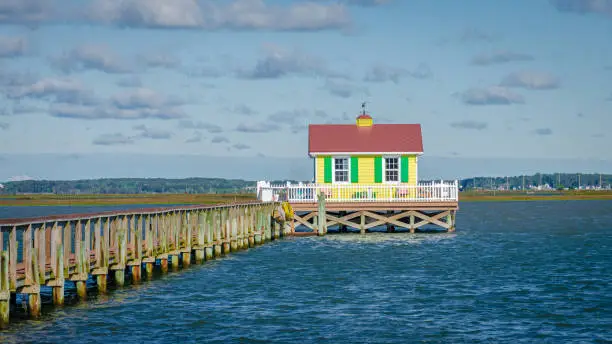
[256,180,459,203]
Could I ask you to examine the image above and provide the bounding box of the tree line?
[460,173,612,190]
[0,174,610,194]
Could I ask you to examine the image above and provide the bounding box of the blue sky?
[0,0,611,181]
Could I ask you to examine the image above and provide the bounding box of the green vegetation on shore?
[1,190,610,207]
[459,190,612,202]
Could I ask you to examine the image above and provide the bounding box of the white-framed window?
[384,156,400,183]
[333,157,350,183]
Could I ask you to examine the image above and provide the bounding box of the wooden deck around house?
[291,201,459,212]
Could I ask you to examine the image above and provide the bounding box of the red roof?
[308,124,423,154]
[357,114,372,119]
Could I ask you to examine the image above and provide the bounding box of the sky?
[0,0,611,181]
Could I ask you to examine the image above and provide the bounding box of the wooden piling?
[49,224,65,306]
[317,192,327,236]
[230,208,238,252]
[0,251,10,328]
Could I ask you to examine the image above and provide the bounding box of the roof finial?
[356,101,373,127]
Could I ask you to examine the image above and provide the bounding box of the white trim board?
[309,152,424,157]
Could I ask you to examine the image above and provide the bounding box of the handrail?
[256,181,459,203]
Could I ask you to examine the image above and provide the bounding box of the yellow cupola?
[356,102,373,127]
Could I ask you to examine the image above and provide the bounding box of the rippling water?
[1,201,611,343]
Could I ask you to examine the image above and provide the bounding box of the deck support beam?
[292,206,458,233]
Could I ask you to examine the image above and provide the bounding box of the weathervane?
[361,101,367,116]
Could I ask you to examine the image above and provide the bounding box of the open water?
[1,200,611,343]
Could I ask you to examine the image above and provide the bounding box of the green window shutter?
[401,156,409,183]
[350,156,359,183]
[323,157,332,183]
[374,156,382,183]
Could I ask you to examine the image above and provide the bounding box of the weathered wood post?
[20,224,42,319]
[409,215,415,234]
[223,209,231,254]
[143,215,155,276]
[49,223,65,306]
[92,218,109,293]
[129,215,142,283]
[195,211,206,263]
[0,251,11,328]
[360,211,366,234]
[111,216,127,287]
[253,207,262,245]
[448,211,456,232]
[71,220,89,299]
[230,207,239,252]
[213,209,223,257]
[204,210,214,260]
[182,211,192,268]
[171,212,180,271]
[248,207,256,247]
[8,226,16,294]
[317,192,327,236]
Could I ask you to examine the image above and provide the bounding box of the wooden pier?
[258,182,459,234]
[0,201,290,328]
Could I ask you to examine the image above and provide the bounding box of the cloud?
[450,120,488,130]
[185,131,203,143]
[323,80,369,98]
[460,86,525,105]
[112,88,184,109]
[50,44,135,74]
[549,0,612,16]
[225,104,258,115]
[470,51,534,66]
[92,133,134,145]
[50,102,185,120]
[439,28,501,45]
[211,135,229,144]
[29,86,187,120]
[0,122,8,130]
[178,120,223,133]
[238,44,347,79]
[0,0,54,25]
[500,71,560,90]
[11,103,44,115]
[133,124,173,139]
[345,0,391,5]
[87,0,350,31]
[116,76,142,87]
[8,77,87,101]
[0,35,26,58]
[138,53,181,69]
[459,28,500,43]
[236,122,280,133]
[232,143,250,150]
[534,128,553,135]
[364,63,432,83]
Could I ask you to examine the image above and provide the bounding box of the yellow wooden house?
[307,108,423,200]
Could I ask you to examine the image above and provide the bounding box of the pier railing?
[257,181,459,203]
[0,201,289,327]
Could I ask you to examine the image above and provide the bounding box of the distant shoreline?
[459,190,612,202]
[0,191,611,206]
